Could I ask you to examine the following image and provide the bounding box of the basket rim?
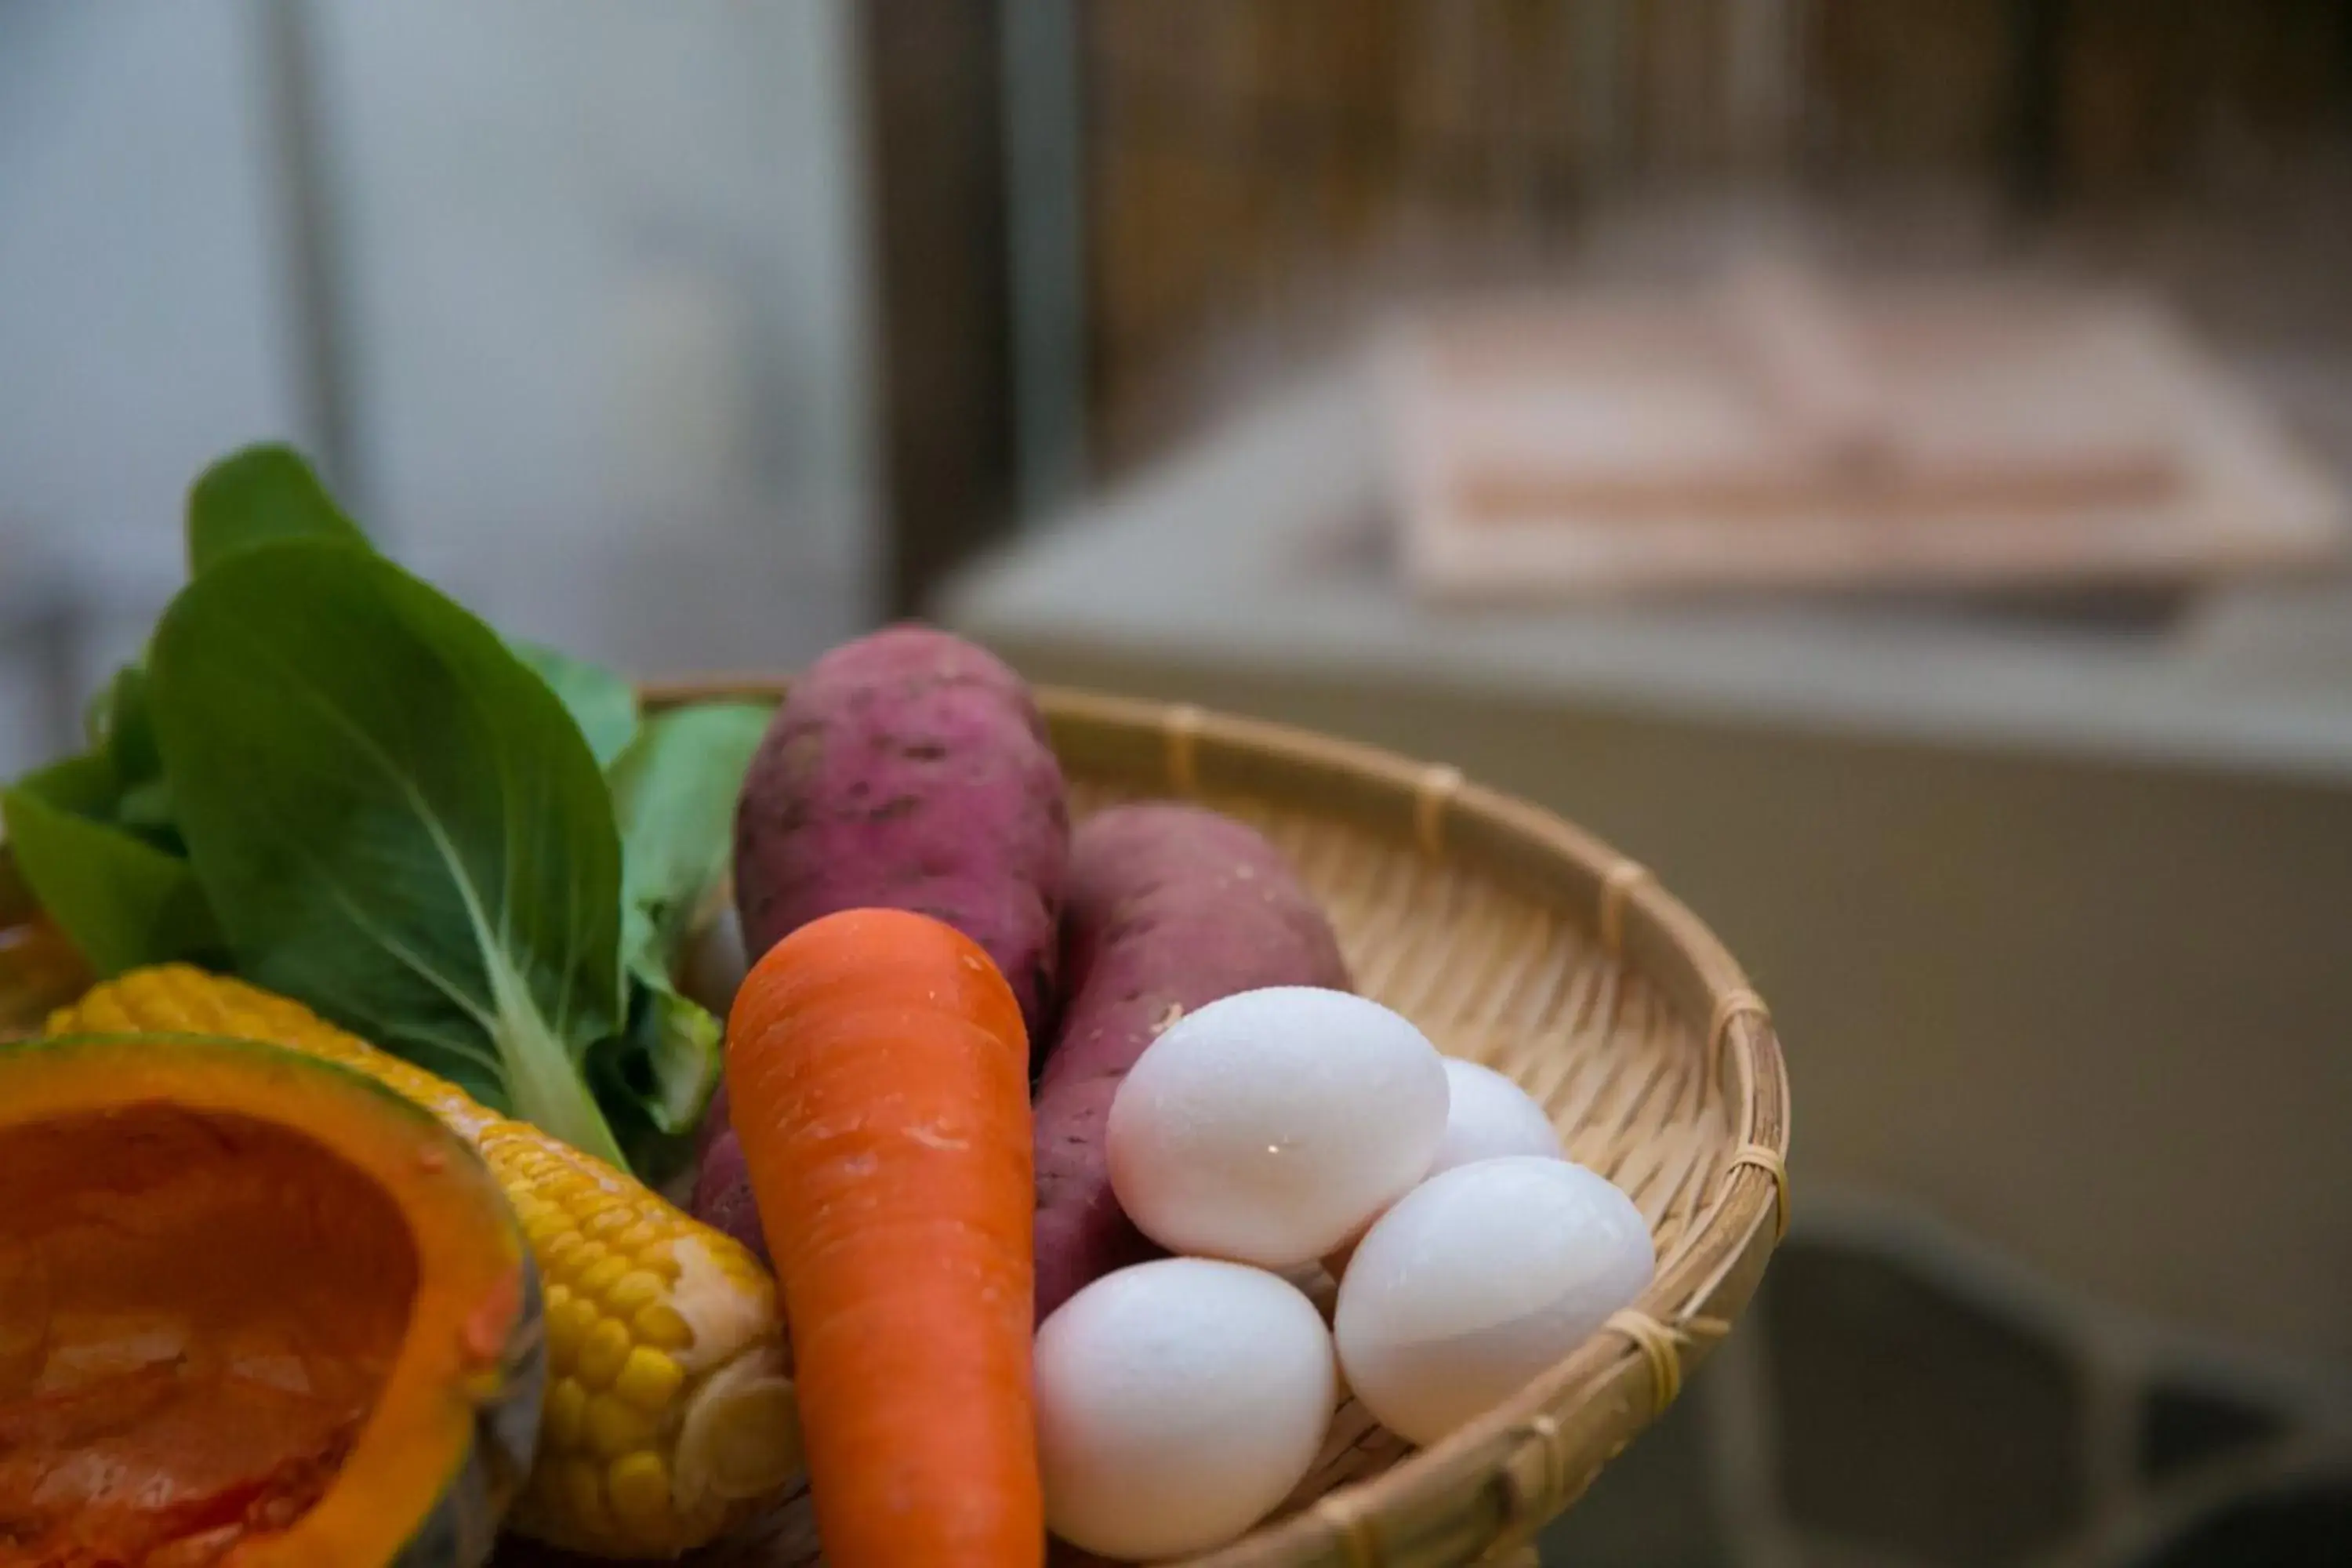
[645,677,1791,1568]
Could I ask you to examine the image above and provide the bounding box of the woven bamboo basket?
[633,680,1793,1568]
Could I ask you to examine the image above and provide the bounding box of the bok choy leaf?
[147,540,633,1167]
[592,701,771,1150]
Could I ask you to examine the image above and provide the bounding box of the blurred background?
[4,2,2350,1563]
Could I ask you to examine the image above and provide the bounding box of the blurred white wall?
[310,0,879,675]
[0,0,878,774]
[0,0,307,760]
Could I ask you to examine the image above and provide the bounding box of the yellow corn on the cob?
[52,964,802,1559]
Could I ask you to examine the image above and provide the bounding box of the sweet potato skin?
[695,625,1069,1261]
[732,623,1068,1031]
[1031,803,1350,1323]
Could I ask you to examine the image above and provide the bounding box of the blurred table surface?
[945,358,2352,787]
[941,357,2352,1367]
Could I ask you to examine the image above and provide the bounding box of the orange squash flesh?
[0,1036,535,1568]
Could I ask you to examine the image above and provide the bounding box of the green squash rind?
[395,1258,546,1568]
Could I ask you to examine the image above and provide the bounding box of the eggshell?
[1430,1058,1566,1173]
[1334,1156,1654,1446]
[1323,1058,1567,1278]
[1036,1258,1338,1561]
[1107,987,1450,1269]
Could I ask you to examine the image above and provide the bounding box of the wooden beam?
[862,0,1018,615]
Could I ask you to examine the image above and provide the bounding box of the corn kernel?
[540,1231,590,1274]
[586,1206,633,1238]
[534,1166,583,1199]
[577,1316,632,1388]
[612,1220,659,1254]
[546,1296,597,1371]
[633,1243,683,1281]
[544,1380,588,1450]
[604,1269,664,1316]
[559,1240,609,1283]
[578,1254,630,1299]
[633,1303,695,1352]
[558,1175,604,1207]
[612,1345,685,1413]
[560,1458,615,1540]
[586,1392,658,1460]
[607,1453,677,1541]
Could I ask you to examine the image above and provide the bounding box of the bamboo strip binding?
[637,681,1792,1568]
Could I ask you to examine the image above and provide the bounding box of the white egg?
[1036,1258,1338,1561]
[1334,1156,1655,1447]
[1323,1058,1568,1277]
[1108,987,1451,1269]
[1430,1058,1566,1174]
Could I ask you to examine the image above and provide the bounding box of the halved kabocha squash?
[56,967,804,1559]
[0,1033,542,1568]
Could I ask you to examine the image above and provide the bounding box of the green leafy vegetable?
[87,669,179,838]
[593,702,771,1146]
[96,666,160,784]
[4,441,366,963]
[147,540,633,1167]
[3,440,753,1179]
[590,984,725,1182]
[610,702,770,977]
[188,445,641,768]
[0,753,219,976]
[12,619,213,975]
[514,641,641,769]
[186,444,368,574]
[630,985,725,1131]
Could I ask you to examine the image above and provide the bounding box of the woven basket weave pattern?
[636,683,1792,1568]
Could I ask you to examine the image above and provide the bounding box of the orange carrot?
[726,907,1042,1568]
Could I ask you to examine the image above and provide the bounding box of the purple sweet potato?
[693,623,1070,1261]
[1031,803,1351,1323]
[734,623,1069,1029]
